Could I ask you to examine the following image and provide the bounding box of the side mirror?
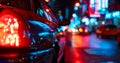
[59,19,70,26]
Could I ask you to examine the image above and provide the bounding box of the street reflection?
[65,47,85,63]
[71,35,89,48]
[65,33,120,63]
[0,53,18,58]
[85,48,118,56]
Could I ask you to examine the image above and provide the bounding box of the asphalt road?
[64,33,120,63]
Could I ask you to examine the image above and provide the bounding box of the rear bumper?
[79,32,91,35]
[0,48,56,63]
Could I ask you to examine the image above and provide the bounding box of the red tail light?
[0,15,20,47]
[0,10,30,48]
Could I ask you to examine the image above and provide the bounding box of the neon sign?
[89,0,108,17]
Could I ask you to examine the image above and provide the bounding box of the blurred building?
[46,0,120,28]
[72,0,120,27]
[45,0,74,20]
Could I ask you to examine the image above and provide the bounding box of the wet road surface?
[64,33,120,63]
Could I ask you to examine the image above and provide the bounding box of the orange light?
[45,0,49,2]
[79,28,83,32]
[68,29,72,32]
[59,32,63,35]
[75,2,80,7]
[96,29,102,33]
[85,29,88,33]
[46,9,50,12]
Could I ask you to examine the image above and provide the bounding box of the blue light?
[82,4,87,14]
[90,0,95,4]
[38,32,50,36]
[90,18,96,23]
[30,49,50,55]
[105,0,108,8]
[98,0,102,10]
[97,0,108,14]
[80,0,82,2]
[112,11,120,17]
[74,6,78,11]
[102,0,106,8]
[69,13,81,29]
[82,17,89,25]
[28,20,51,31]
[59,15,63,20]
[105,13,112,19]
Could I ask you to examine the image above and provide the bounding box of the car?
[78,25,92,35]
[117,27,120,47]
[0,0,66,63]
[96,24,117,38]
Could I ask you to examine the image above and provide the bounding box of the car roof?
[0,0,59,27]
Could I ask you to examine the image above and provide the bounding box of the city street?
[64,33,120,63]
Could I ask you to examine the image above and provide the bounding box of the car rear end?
[0,9,57,63]
[0,0,63,63]
[96,24,117,38]
[77,25,92,35]
[101,24,117,36]
[0,48,56,63]
[102,28,117,36]
[78,27,91,35]
[117,27,120,47]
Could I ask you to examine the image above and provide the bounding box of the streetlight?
[45,0,50,2]
[75,2,80,7]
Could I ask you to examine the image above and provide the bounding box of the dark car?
[96,24,117,38]
[78,25,92,35]
[117,27,120,47]
[0,0,65,63]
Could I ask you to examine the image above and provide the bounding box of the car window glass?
[27,20,52,34]
[0,0,31,11]
[33,0,58,24]
[42,6,58,24]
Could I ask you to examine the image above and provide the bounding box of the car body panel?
[0,0,65,63]
[0,48,55,63]
[96,24,117,37]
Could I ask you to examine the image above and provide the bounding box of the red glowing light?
[0,15,19,47]
[45,9,50,12]
[76,60,81,63]
[0,53,18,58]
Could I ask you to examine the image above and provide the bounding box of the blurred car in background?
[78,25,92,35]
[0,0,66,63]
[117,27,120,47]
[96,24,117,38]
[65,24,92,35]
